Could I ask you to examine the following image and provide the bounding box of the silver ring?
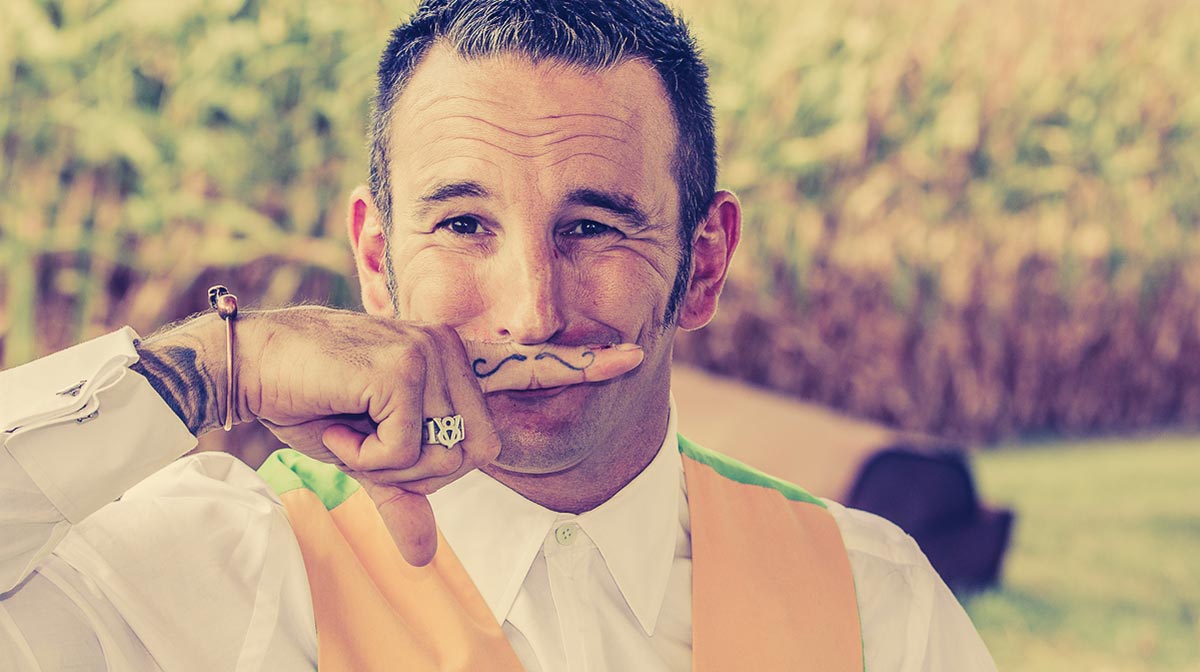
[423,414,465,450]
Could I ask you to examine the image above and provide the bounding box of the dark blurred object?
[845,445,1013,592]
[674,364,1014,593]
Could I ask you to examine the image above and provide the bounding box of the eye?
[437,216,484,235]
[564,220,617,237]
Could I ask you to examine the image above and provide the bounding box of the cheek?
[393,252,485,324]
[575,252,671,325]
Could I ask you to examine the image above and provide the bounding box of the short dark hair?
[369,0,716,324]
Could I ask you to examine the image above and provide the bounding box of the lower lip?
[496,385,573,401]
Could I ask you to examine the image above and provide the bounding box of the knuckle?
[410,447,462,479]
[425,323,453,342]
[344,452,375,472]
[429,323,458,341]
[412,325,441,350]
[437,447,466,475]
[472,436,502,466]
[390,347,427,388]
[372,437,422,472]
[425,324,467,361]
[339,453,365,472]
[395,439,423,470]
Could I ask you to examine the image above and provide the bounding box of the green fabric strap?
[258,448,361,511]
[256,438,822,513]
[677,434,828,509]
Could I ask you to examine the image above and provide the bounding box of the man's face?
[359,47,696,481]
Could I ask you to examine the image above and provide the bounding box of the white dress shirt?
[0,329,996,671]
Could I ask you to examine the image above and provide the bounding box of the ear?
[347,185,393,316]
[677,190,742,331]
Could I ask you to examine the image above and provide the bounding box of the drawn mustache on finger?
[466,342,642,392]
[472,350,597,378]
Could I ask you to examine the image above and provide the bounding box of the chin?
[489,421,593,475]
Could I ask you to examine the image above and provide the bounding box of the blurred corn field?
[3,0,1200,443]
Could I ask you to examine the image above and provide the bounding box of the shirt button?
[555,523,579,546]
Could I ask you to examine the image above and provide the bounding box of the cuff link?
[57,380,87,397]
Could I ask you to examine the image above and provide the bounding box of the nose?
[490,239,565,344]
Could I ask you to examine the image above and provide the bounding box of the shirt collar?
[428,399,682,636]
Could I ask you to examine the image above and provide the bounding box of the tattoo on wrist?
[131,341,215,435]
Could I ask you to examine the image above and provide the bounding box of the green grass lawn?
[965,434,1200,671]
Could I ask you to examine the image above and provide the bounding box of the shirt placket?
[544,517,592,672]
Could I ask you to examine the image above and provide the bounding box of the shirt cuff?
[1,328,197,523]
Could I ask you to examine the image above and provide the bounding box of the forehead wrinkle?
[416,117,633,153]
[403,124,549,161]
[426,114,569,139]
[421,111,637,143]
[545,152,625,169]
[540,132,629,147]
[401,92,520,121]
[411,152,504,177]
[415,127,630,158]
[537,112,639,133]
[431,136,547,160]
[415,135,633,168]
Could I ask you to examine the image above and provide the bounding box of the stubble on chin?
[485,414,597,476]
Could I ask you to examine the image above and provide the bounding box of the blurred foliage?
[676,0,1200,441]
[3,0,1200,440]
[0,0,396,363]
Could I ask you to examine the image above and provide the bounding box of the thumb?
[322,423,438,566]
[358,478,438,566]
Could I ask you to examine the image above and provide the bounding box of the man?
[0,0,996,669]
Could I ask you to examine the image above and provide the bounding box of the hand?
[245,308,642,565]
[133,306,644,566]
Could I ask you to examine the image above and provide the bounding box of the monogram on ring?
[424,414,465,449]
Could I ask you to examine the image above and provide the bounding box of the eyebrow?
[564,188,651,231]
[412,182,652,231]
[414,180,491,218]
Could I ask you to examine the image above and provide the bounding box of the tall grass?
[3,0,1200,441]
[677,0,1200,441]
[0,0,391,363]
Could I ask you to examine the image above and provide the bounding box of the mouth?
[493,384,573,402]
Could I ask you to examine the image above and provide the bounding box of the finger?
[324,364,426,472]
[357,447,465,487]
[467,342,644,393]
[323,408,422,472]
[320,423,460,490]
[440,332,503,473]
[350,330,501,492]
[392,472,466,497]
[357,478,437,566]
[321,423,371,466]
[415,347,468,477]
[359,342,467,482]
[262,415,376,465]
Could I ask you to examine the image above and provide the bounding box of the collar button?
[554,522,579,546]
